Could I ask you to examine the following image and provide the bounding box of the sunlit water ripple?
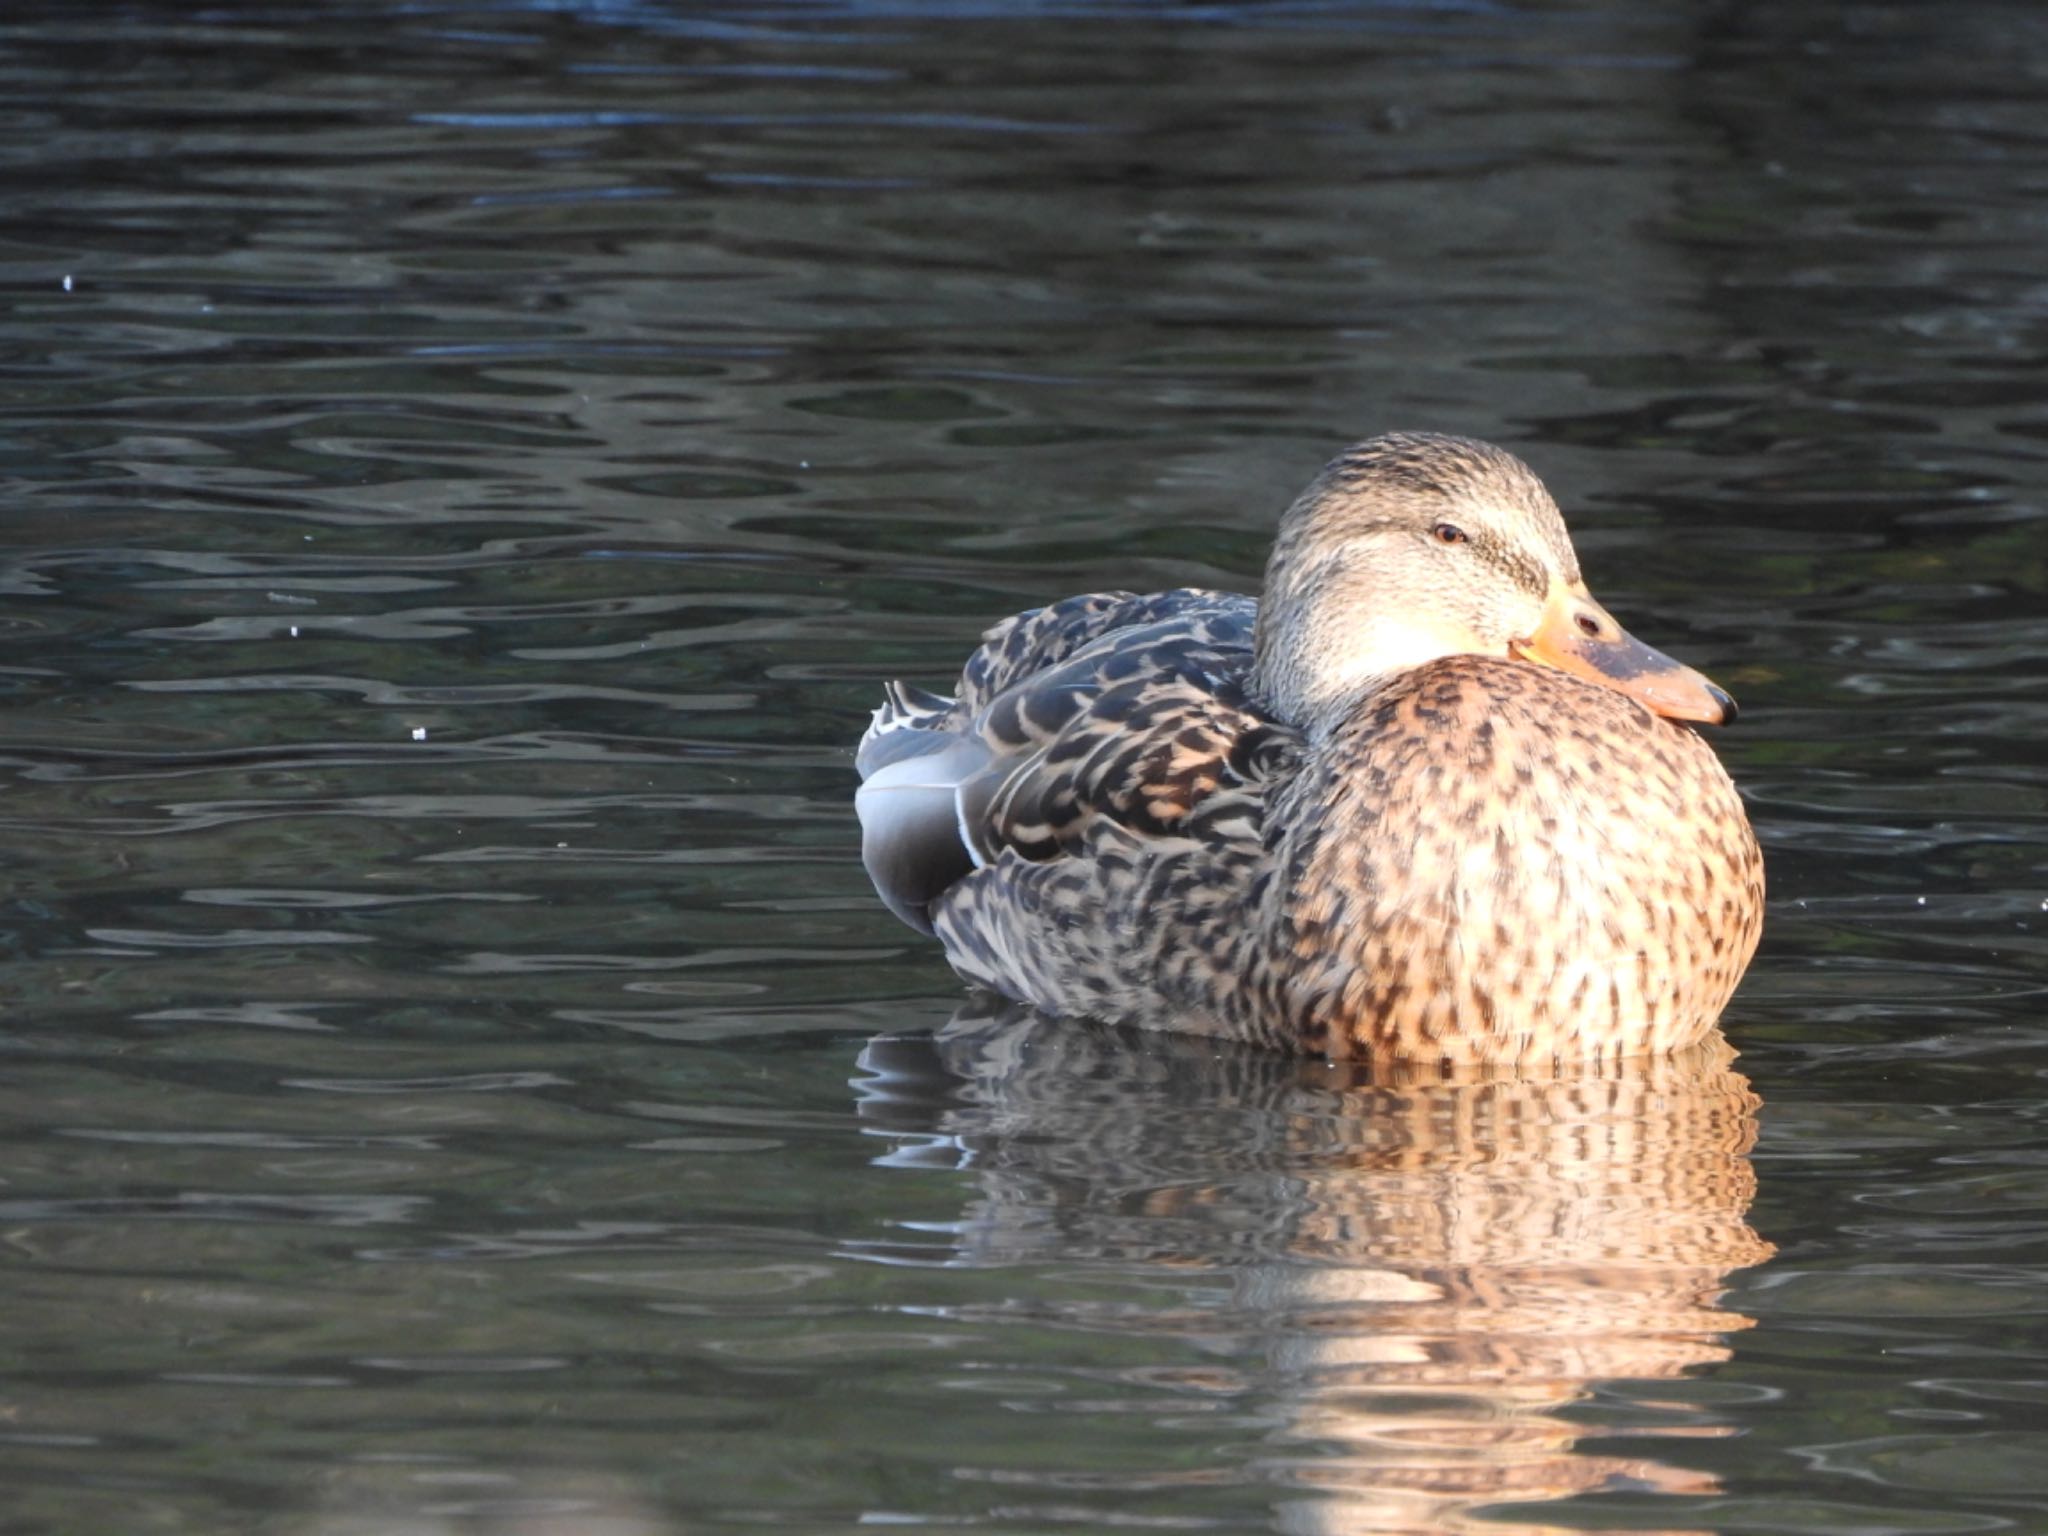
[0,2,2044,1533]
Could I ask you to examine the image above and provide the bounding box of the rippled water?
[2,2,2046,1532]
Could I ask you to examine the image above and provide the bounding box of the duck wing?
[857,589,1294,935]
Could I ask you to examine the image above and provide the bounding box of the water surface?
[1,2,2046,1533]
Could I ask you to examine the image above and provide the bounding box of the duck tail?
[855,688,987,934]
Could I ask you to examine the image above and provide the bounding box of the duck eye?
[1431,522,1467,545]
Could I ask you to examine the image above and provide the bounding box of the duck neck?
[1252,602,1471,734]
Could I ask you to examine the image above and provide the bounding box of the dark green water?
[1,2,2045,1532]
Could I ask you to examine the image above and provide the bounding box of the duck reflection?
[855,1000,1773,1536]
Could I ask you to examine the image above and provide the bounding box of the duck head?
[1251,432,1736,732]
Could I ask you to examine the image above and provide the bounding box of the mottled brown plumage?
[856,433,1764,1065]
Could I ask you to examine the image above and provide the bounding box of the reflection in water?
[290,1469,664,1536]
[858,1002,1772,1535]
[1,0,2040,1527]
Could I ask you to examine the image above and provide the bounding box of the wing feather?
[858,588,1294,938]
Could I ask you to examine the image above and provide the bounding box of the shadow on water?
[857,1000,1773,1535]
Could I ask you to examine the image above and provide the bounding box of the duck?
[855,432,1764,1066]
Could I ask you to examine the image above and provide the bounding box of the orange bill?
[1512,583,1737,725]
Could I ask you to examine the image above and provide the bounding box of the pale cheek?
[1490,593,1551,652]
[1306,607,1496,682]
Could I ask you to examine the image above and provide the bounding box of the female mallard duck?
[856,433,1763,1066]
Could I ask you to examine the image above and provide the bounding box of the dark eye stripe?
[1499,549,1551,595]
[1419,518,1551,596]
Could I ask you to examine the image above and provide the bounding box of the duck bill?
[1512,584,1737,725]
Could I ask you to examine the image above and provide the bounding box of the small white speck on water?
[1916,896,1927,906]
[60,274,72,292]
[288,625,299,638]
[800,459,810,469]
[411,727,427,742]
[556,842,567,849]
